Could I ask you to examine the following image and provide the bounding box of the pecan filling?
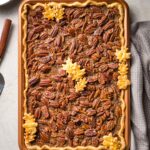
[25,3,124,148]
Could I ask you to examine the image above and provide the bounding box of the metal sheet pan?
[18,0,130,149]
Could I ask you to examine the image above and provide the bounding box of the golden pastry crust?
[21,0,129,149]
[62,58,87,92]
[23,113,38,144]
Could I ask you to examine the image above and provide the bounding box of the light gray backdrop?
[0,0,150,150]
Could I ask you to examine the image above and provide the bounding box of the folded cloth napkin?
[131,21,150,150]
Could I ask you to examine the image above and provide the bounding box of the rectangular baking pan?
[18,0,130,149]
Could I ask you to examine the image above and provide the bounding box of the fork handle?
[0,19,12,61]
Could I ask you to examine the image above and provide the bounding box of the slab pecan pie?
[21,0,130,149]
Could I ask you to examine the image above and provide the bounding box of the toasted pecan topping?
[24,2,127,148]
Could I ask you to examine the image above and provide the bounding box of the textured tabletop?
[0,0,150,150]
